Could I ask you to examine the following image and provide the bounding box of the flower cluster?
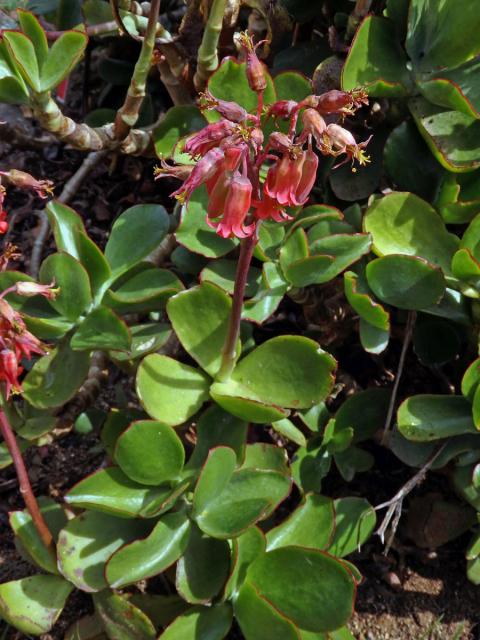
[0,281,57,398]
[0,170,54,236]
[156,35,370,239]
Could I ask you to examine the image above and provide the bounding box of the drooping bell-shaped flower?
[265,148,318,207]
[297,109,327,149]
[0,349,22,398]
[254,193,292,223]
[199,91,249,123]
[207,171,254,238]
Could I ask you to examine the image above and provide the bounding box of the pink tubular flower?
[199,92,249,123]
[265,149,318,207]
[0,186,8,235]
[14,281,58,300]
[0,349,21,399]
[183,120,236,157]
[324,124,371,167]
[207,172,254,238]
[298,109,327,149]
[170,148,225,203]
[266,100,298,120]
[254,193,292,223]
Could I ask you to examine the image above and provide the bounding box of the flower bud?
[0,170,53,198]
[183,120,236,157]
[171,148,225,203]
[268,132,293,154]
[199,92,248,123]
[239,32,267,93]
[14,281,58,300]
[266,100,298,120]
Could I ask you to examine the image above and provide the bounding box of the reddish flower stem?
[217,234,257,381]
[0,409,55,555]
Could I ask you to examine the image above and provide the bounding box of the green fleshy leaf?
[271,418,307,447]
[267,493,335,551]
[224,527,266,600]
[185,405,247,473]
[3,30,40,90]
[105,204,170,277]
[0,575,72,635]
[211,336,336,423]
[366,254,446,310]
[200,260,261,298]
[17,10,48,69]
[39,252,92,321]
[153,105,206,158]
[58,511,148,592]
[462,358,480,402]
[192,447,291,539]
[71,306,131,351]
[460,213,480,262]
[114,420,185,485]
[40,30,87,91]
[106,511,191,588]
[105,268,184,314]
[161,604,233,640]
[136,354,210,427]
[176,525,230,604]
[176,186,238,258]
[109,323,171,363]
[398,394,478,441]
[364,191,458,273]
[23,341,90,409]
[274,71,312,102]
[167,282,235,377]
[327,497,376,557]
[406,0,480,71]
[410,97,480,172]
[65,466,186,518]
[342,16,413,97]
[344,271,390,331]
[246,547,355,633]
[234,582,300,640]
[93,591,156,640]
[10,497,66,574]
[242,263,288,324]
[335,388,391,444]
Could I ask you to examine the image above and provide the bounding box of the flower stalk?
[0,409,55,556]
[217,234,257,381]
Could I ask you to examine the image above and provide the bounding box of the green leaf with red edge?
[153,105,206,158]
[460,213,480,262]
[451,248,480,290]
[17,10,48,69]
[39,252,92,321]
[10,497,67,574]
[436,171,480,224]
[397,394,478,441]
[136,354,210,427]
[3,30,40,91]
[40,30,88,91]
[406,0,480,72]
[364,191,459,273]
[342,16,413,97]
[274,71,312,102]
[0,575,73,635]
[71,306,131,351]
[65,466,187,518]
[366,254,446,310]
[224,526,266,600]
[176,186,238,258]
[192,447,291,539]
[105,268,184,314]
[176,524,230,604]
[234,582,301,640]
[211,336,336,423]
[462,358,480,402]
[57,511,149,592]
[410,97,480,172]
[105,510,191,588]
[93,591,156,640]
[418,58,480,120]
[207,59,276,117]
[105,204,170,278]
[161,604,233,640]
[266,494,335,551]
[23,341,91,409]
[344,271,390,331]
[327,497,376,557]
[245,547,356,633]
[114,420,185,486]
[167,282,236,378]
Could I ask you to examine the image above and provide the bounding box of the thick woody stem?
[156,45,193,105]
[114,0,161,139]
[217,234,257,381]
[0,410,55,555]
[193,0,228,91]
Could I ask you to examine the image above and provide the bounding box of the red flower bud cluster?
[155,40,370,239]
[0,282,57,398]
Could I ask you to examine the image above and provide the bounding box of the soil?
[0,63,479,640]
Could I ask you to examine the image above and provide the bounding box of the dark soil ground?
[0,82,479,639]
